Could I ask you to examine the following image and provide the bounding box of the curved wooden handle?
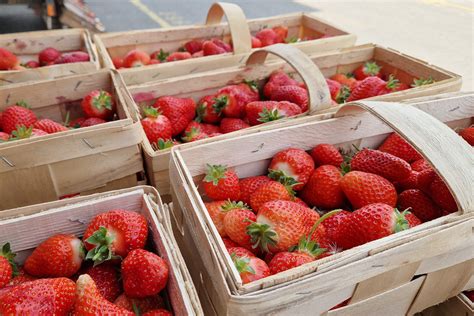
[205,2,251,55]
[246,44,332,114]
[336,101,474,214]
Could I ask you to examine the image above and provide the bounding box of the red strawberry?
[83,264,121,302]
[411,159,432,172]
[231,253,270,284]
[184,39,203,54]
[310,144,344,167]
[272,26,288,43]
[81,117,107,127]
[249,180,293,212]
[378,133,423,163]
[376,75,408,95]
[153,96,196,136]
[8,267,37,286]
[270,85,309,112]
[122,249,169,298]
[340,171,397,209]
[212,38,232,52]
[222,237,238,250]
[463,291,474,302]
[38,47,61,66]
[202,164,240,201]
[245,101,302,126]
[321,210,353,249]
[293,197,309,207]
[255,28,279,46]
[202,40,227,56]
[263,71,299,98]
[223,202,256,248]
[155,138,178,150]
[353,61,382,80]
[23,60,39,68]
[196,94,223,123]
[396,170,420,191]
[192,50,204,58]
[251,36,262,48]
[459,126,474,145]
[112,57,123,68]
[141,107,173,144]
[0,243,17,289]
[1,103,37,134]
[405,212,422,227]
[220,118,250,133]
[150,49,168,62]
[24,234,84,277]
[114,293,165,313]
[181,125,208,142]
[123,49,150,68]
[268,251,314,275]
[228,247,255,258]
[0,278,76,315]
[0,132,8,141]
[239,176,272,205]
[0,48,19,70]
[268,148,315,191]
[74,274,134,315]
[326,79,350,104]
[55,51,90,64]
[205,200,227,237]
[429,175,457,213]
[347,76,387,101]
[83,209,148,265]
[185,120,220,135]
[149,58,160,65]
[81,89,115,120]
[10,126,48,140]
[215,83,259,118]
[67,117,86,128]
[33,118,68,134]
[300,165,344,209]
[166,51,192,62]
[350,148,412,182]
[143,309,173,316]
[398,189,440,222]
[330,73,357,89]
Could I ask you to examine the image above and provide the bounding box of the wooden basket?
[94,2,356,86]
[0,69,144,210]
[0,186,203,316]
[168,93,474,315]
[420,292,474,315]
[127,43,462,196]
[0,29,100,86]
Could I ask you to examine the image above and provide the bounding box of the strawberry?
[122,249,169,298]
[228,247,255,258]
[114,293,165,313]
[340,171,397,209]
[300,165,344,209]
[326,79,350,104]
[251,36,262,48]
[405,212,422,227]
[293,197,309,207]
[181,126,208,142]
[192,50,204,58]
[166,51,192,62]
[350,203,411,246]
[212,38,232,52]
[255,28,279,46]
[202,164,240,201]
[156,138,178,150]
[205,200,227,237]
[23,60,39,68]
[112,56,124,68]
[268,251,313,275]
[8,267,36,286]
[216,83,259,118]
[149,58,160,65]
[330,73,357,89]
[0,277,75,315]
[143,309,173,316]
[67,116,86,128]
[378,133,423,163]
[0,243,17,289]
[245,101,302,126]
[83,209,148,265]
[54,51,90,64]
[223,201,256,248]
[184,39,203,54]
[0,132,8,141]
[222,237,238,250]
[33,118,68,134]
[123,49,150,68]
[81,89,115,120]
[0,48,19,70]
[353,61,382,80]
[398,189,440,222]
[196,94,223,124]
[377,75,410,95]
[249,180,293,212]
[153,96,196,136]
[1,103,37,134]
[10,126,47,140]
[268,148,315,191]
[350,148,412,182]
[416,168,436,193]
[411,77,434,87]
[239,176,272,205]
[272,26,288,42]
[346,76,387,101]
[310,143,344,167]
[231,253,270,284]
[38,47,61,66]
[83,264,121,302]
[429,175,457,213]
[263,71,299,98]
[270,85,309,112]
[150,49,169,62]
[411,159,432,172]
[81,117,107,127]
[220,117,250,133]
[202,40,227,56]
[459,126,474,145]
[24,234,84,277]
[74,274,134,315]
[184,120,219,135]
[141,107,173,145]
[321,210,353,249]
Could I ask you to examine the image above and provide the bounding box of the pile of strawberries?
[0,209,172,315]
[201,130,472,284]
[0,89,115,142]
[113,25,322,68]
[0,47,90,71]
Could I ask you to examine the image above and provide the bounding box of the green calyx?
[213,95,229,111]
[143,106,161,119]
[15,100,30,109]
[231,253,255,274]
[246,222,277,253]
[10,125,33,140]
[285,36,299,43]
[289,236,326,259]
[152,49,169,62]
[181,127,201,143]
[385,75,400,91]
[222,200,250,212]
[156,138,175,150]
[85,226,121,266]
[267,169,299,196]
[393,208,410,233]
[335,85,351,104]
[93,90,113,111]
[1,243,19,277]
[258,108,284,123]
[411,77,434,87]
[203,164,228,185]
[363,61,381,76]
[243,79,259,92]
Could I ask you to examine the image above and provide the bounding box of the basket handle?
[205,2,252,55]
[335,101,474,214]
[246,43,332,114]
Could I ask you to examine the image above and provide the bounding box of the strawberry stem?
[246,222,277,253]
[203,164,228,185]
[1,242,19,277]
[92,90,112,111]
[85,226,121,266]
[306,209,342,242]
